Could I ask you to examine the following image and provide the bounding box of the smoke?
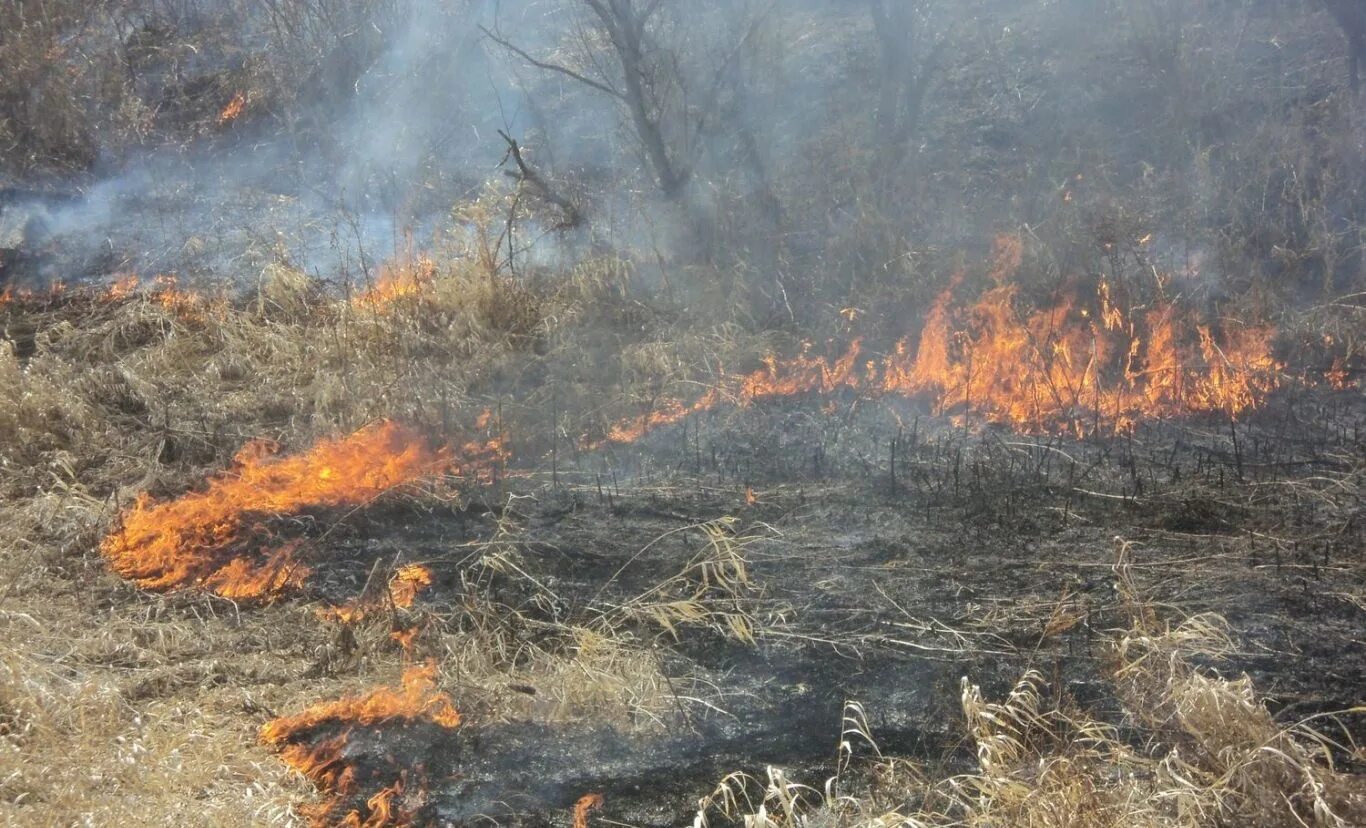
[0,0,1360,305]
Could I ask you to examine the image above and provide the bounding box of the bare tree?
[867,0,949,169]
[483,0,767,201]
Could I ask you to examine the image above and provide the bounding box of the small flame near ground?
[218,91,246,125]
[318,564,436,625]
[100,421,455,602]
[351,252,437,309]
[0,273,203,314]
[573,793,604,828]
[261,661,460,827]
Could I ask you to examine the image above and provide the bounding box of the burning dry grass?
[99,420,477,602]
[0,224,1360,825]
[261,662,460,827]
[0,249,573,826]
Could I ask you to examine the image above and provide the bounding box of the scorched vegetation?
[1,1,1364,827]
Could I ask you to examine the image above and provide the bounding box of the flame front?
[100,421,453,601]
[884,280,1283,435]
[262,662,460,827]
[599,275,1286,443]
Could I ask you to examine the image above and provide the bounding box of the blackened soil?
[296,390,1364,826]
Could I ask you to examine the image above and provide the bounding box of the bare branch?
[498,130,584,230]
[480,24,624,100]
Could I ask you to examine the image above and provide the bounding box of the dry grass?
[691,545,1365,828]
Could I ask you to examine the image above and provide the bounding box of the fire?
[1325,355,1355,390]
[262,662,460,739]
[319,564,435,624]
[388,565,433,609]
[887,280,1283,435]
[573,793,604,828]
[351,254,437,309]
[0,274,215,320]
[105,274,140,301]
[262,662,459,827]
[148,274,210,320]
[218,92,246,124]
[597,264,1290,443]
[390,627,420,652]
[101,421,453,601]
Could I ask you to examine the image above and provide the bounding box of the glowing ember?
[1326,358,1354,390]
[573,793,604,828]
[262,662,459,827]
[101,421,452,601]
[218,91,246,124]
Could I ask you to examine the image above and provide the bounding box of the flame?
[390,627,420,652]
[0,274,215,321]
[873,279,1285,434]
[351,254,436,309]
[148,274,210,320]
[261,662,460,740]
[1326,357,1354,390]
[105,274,140,301]
[596,275,1289,442]
[573,793,604,828]
[101,421,453,601]
[319,564,435,624]
[262,662,458,827]
[744,486,758,506]
[387,565,432,609]
[218,92,246,124]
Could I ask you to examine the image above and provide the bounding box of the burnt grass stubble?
[281,388,1364,826]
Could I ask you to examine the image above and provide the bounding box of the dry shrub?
[611,517,781,646]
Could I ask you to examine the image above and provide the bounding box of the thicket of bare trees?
[2,0,1363,314]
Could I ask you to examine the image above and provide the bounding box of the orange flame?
[597,275,1288,443]
[387,564,433,609]
[351,254,437,309]
[218,92,246,125]
[262,662,458,827]
[319,564,435,624]
[573,793,604,828]
[105,274,140,301]
[148,274,210,320]
[390,627,420,652]
[888,281,1283,434]
[101,422,452,601]
[262,662,460,740]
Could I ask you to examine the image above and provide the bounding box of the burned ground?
[29,375,1357,826]
[2,1,1366,826]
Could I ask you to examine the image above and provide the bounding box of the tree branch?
[498,130,584,230]
[480,24,625,100]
